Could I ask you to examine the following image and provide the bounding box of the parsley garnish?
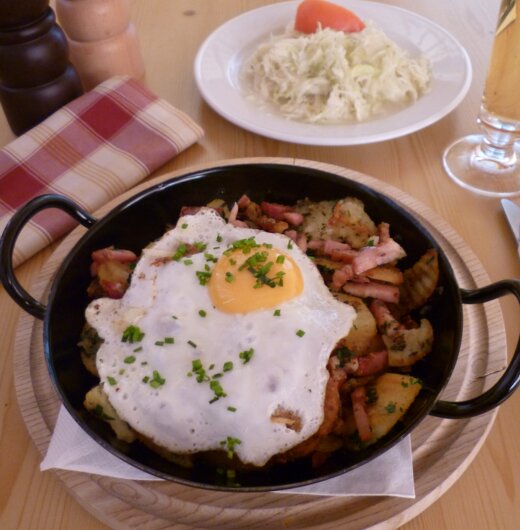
[199,310,207,317]
[107,376,117,386]
[225,272,234,283]
[385,401,396,414]
[273,309,281,316]
[124,355,136,364]
[296,329,305,337]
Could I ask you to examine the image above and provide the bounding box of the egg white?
[86,209,355,466]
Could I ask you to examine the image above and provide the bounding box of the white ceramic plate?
[194,0,472,146]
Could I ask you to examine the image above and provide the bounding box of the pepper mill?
[56,0,146,91]
[0,1,83,135]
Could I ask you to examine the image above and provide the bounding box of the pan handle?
[0,194,97,320]
[430,280,520,418]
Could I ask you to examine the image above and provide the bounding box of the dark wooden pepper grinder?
[0,0,83,136]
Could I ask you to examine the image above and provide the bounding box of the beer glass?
[443,0,520,197]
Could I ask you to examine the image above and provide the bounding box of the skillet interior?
[44,163,462,490]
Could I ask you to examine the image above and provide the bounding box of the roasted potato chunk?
[335,293,378,355]
[399,249,439,313]
[84,385,136,443]
[367,373,422,441]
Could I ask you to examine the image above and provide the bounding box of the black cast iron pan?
[1,163,519,491]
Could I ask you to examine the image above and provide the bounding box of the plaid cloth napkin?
[0,76,204,267]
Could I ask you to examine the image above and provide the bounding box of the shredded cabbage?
[243,23,432,123]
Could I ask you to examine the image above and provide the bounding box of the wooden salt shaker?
[56,0,145,90]
[0,1,83,135]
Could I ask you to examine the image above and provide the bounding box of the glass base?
[443,134,520,198]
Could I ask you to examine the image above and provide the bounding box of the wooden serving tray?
[13,158,507,529]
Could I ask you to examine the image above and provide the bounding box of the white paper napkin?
[41,405,415,497]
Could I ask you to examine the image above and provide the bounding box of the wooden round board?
[13,158,507,529]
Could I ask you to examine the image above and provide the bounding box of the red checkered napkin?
[0,76,204,267]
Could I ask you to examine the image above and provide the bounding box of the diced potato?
[294,197,377,248]
[399,249,439,313]
[84,385,136,443]
[366,373,422,441]
[383,319,434,367]
[334,293,377,355]
[361,265,404,285]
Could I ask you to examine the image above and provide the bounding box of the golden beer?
[483,0,520,121]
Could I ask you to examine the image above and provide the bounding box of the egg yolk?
[208,245,303,313]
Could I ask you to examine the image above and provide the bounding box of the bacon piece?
[351,387,372,442]
[331,264,353,290]
[307,239,324,251]
[330,248,358,263]
[228,202,248,228]
[378,222,390,243]
[370,299,401,335]
[283,211,304,226]
[352,238,406,275]
[342,281,400,303]
[237,194,251,209]
[284,229,298,241]
[323,239,352,255]
[296,233,307,252]
[91,247,137,264]
[260,201,292,220]
[345,350,388,376]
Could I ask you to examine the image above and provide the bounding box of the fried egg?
[86,209,355,466]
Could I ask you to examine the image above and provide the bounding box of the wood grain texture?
[11,159,507,529]
[1,1,519,529]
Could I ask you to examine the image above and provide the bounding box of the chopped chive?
[276,255,285,264]
[196,270,212,285]
[188,340,197,348]
[198,309,207,317]
[172,315,178,320]
[183,259,193,266]
[216,233,223,242]
[124,355,136,364]
[164,336,175,344]
[142,376,150,383]
[209,363,215,370]
[227,406,237,412]
[119,368,125,375]
[172,243,188,261]
[149,370,166,388]
[223,361,233,372]
[194,242,207,251]
[239,348,254,364]
[133,346,143,352]
[181,223,188,229]
[229,258,237,266]
[121,325,145,344]
[225,272,234,283]
[296,329,305,337]
[273,309,281,317]
[287,241,293,249]
[107,376,117,386]
[155,340,164,346]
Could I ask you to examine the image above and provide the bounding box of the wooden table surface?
[1,1,519,529]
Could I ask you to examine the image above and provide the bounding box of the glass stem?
[475,106,520,170]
